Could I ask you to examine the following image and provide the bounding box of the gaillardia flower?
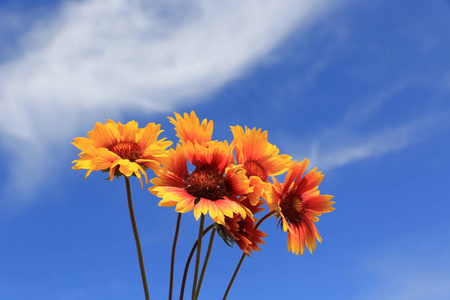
[72,120,172,187]
[168,111,213,145]
[150,112,253,225]
[269,159,334,255]
[150,142,252,225]
[218,198,267,256]
[230,125,292,205]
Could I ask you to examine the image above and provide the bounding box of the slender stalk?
[192,215,205,300]
[222,210,275,300]
[195,228,216,299]
[179,224,214,300]
[169,213,182,300]
[124,177,150,300]
[222,254,245,300]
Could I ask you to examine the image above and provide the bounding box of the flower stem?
[169,213,182,300]
[125,177,150,300]
[222,253,245,300]
[195,228,216,299]
[192,214,205,300]
[222,210,275,300]
[179,224,214,300]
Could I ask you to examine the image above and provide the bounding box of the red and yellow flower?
[72,120,172,187]
[219,198,267,256]
[149,112,253,225]
[269,159,334,255]
[230,125,293,205]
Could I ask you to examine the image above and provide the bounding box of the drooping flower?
[230,125,293,205]
[269,159,334,255]
[150,142,252,225]
[218,198,267,256]
[72,120,172,188]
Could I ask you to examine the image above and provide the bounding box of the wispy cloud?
[283,77,450,170]
[0,0,338,199]
[309,112,449,170]
[358,243,450,300]
[341,78,420,127]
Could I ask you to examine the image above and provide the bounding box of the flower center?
[185,167,226,201]
[280,194,304,224]
[107,142,142,161]
[244,160,268,182]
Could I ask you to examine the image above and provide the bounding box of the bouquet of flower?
[72,111,334,299]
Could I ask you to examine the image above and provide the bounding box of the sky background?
[1,0,450,299]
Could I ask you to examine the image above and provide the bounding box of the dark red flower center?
[244,160,268,182]
[280,194,304,224]
[185,167,226,201]
[108,142,142,161]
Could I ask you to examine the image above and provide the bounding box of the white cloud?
[341,78,420,127]
[275,62,450,171]
[284,108,450,171]
[0,0,339,199]
[318,114,446,169]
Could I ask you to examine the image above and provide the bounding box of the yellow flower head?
[230,125,293,205]
[168,111,213,145]
[72,120,172,188]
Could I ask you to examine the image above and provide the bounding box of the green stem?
[195,228,216,299]
[179,224,214,300]
[169,213,182,300]
[192,214,205,300]
[125,177,150,300]
[222,210,275,300]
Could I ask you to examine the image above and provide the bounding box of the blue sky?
[1,0,450,299]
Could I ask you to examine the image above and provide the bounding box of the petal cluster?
[231,125,293,205]
[168,111,213,145]
[219,198,267,256]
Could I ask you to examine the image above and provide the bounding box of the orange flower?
[150,142,252,225]
[269,159,334,255]
[230,125,293,205]
[168,111,213,145]
[72,120,172,188]
[218,198,267,256]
